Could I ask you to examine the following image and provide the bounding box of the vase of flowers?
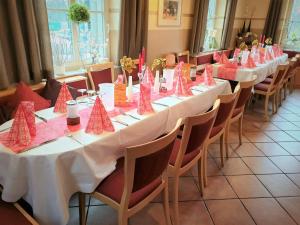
[120,56,136,84]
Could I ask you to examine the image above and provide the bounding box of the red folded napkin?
[243,55,256,68]
[85,96,114,134]
[233,48,241,59]
[213,51,221,62]
[174,73,192,96]
[259,50,265,64]
[8,101,36,146]
[265,49,274,61]
[224,61,238,69]
[219,53,230,64]
[54,83,73,113]
[137,83,154,115]
[203,65,216,86]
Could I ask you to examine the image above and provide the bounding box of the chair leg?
[163,182,172,225]
[264,95,270,121]
[219,134,224,167]
[172,176,180,225]
[272,93,276,114]
[197,157,204,196]
[79,193,86,225]
[204,146,208,187]
[225,124,230,158]
[238,115,243,146]
[283,83,287,100]
[118,209,128,225]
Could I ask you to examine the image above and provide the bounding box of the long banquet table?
[212,53,288,84]
[0,79,231,225]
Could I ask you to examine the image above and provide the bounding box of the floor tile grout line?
[274,197,300,225]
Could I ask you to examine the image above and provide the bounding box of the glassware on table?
[98,83,114,111]
[66,100,80,125]
[190,66,197,81]
[77,89,87,103]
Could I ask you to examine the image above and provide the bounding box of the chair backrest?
[270,63,289,90]
[121,59,140,82]
[234,76,256,110]
[213,85,241,129]
[284,60,296,80]
[88,62,114,90]
[176,50,190,64]
[165,53,176,67]
[173,99,220,168]
[123,119,181,198]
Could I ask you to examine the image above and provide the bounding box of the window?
[46,0,108,74]
[282,1,300,51]
[203,0,226,52]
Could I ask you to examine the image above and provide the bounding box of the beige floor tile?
[231,143,264,157]
[215,158,252,175]
[285,131,300,141]
[254,142,290,156]
[241,198,297,225]
[130,203,169,225]
[270,156,300,173]
[202,176,237,200]
[226,130,250,143]
[86,205,117,225]
[296,156,300,162]
[279,114,300,122]
[293,122,300,128]
[279,142,300,155]
[287,174,300,188]
[257,174,300,197]
[242,157,282,174]
[272,122,300,131]
[175,201,214,225]
[264,131,296,142]
[67,207,81,225]
[244,132,273,142]
[270,114,288,122]
[277,197,300,224]
[169,177,202,201]
[227,175,271,198]
[208,143,239,158]
[190,158,223,177]
[206,199,255,225]
[252,122,281,131]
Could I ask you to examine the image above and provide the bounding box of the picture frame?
[158,0,182,26]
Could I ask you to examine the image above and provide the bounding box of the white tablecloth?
[0,80,231,225]
[212,54,288,84]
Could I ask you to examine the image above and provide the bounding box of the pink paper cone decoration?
[144,67,155,85]
[54,83,73,113]
[203,65,216,86]
[265,49,274,61]
[219,53,230,64]
[85,97,114,134]
[213,51,221,62]
[233,48,241,59]
[8,102,36,146]
[174,73,192,96]
[258,51,265,64]
[137,83,154,115]
[244,55,256,68]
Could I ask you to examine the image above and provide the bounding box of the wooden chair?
[0,188,39,225]
[281,60,296,102]
[165,53,176,67]
[176,50,190,64]
[79,120,182,225]
[167,99,220,225]
[205,86,240,185]
[289,56,300,94]
[121,59,140,83]
[87,62,115,91]
[253,63,289,120]
[226,77,256,150]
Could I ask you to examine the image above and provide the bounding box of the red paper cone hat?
[174,74,192,96]
[203,65,216,86]
[137,83,154,115]
[85,97,114,134]
[8,104,32,146]
[54,83,73,113]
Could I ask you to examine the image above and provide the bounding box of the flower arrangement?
[239,42,248,51]
[265,37,273,45]
[68,3,90,23]
[252,39,259,46]
[120,56,136,74]
[151,58,166,71]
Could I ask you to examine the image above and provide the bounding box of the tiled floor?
[67,90,300,225]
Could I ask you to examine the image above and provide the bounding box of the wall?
[147,0,194,64]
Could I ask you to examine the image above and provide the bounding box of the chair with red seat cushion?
[88,62,115,91]
[254,63,289,120]
[206,86,240,172]
[227,77,256,151]
[79,120,182,225]
[0,195,39,225]
[167,99,220,225]
[176,50,189,64]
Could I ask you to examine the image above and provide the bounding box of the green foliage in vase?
[68,3,90,23]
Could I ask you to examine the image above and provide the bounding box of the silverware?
[170,95,184,100]
[191,88,203,92]
[119,109,141,121]
[152,102,169,107]
[34,113,47,123]
[23,138,59,152]
[112,119,129,126]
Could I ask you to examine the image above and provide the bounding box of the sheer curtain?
[0,0,53,90]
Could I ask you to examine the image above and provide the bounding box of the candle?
[154,70,160,94]
[138,53,142,73]
[127,76,133,102]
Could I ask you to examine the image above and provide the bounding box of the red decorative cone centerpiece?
[213,51,221,62]
[137,82,154,115]
[259,50,265,64]
[244,55,256,68]
[8,101,36,146]
[203,65,216,86]
[265,49,273,61]
[144,67,155,86]
[54,83,73,113]
[219,53,230,64]
[85,96,115,134]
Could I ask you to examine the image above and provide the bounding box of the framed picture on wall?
[158,0,182,26]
